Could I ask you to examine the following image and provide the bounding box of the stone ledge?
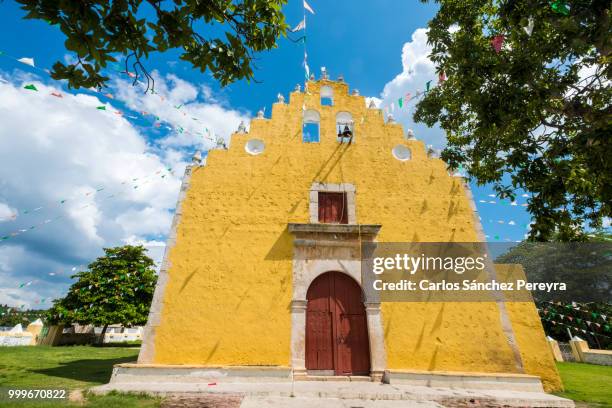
[288,223,381,235]
[388,369,544,393]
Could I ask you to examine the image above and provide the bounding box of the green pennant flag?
[1,236,9,240]
[551,0,570,15]
[398,97,403,108]
[97,106,106,110]
[426,80,432,92]
[24,84,38,91]
[494,235,500,240]
[60,199,66,204]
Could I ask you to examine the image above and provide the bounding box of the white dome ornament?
[387,114,395,123]
[237,121,247,134]
[352,89,360,96]
[294,84,302,92]
[406,129,416,140]
[245,139,265,156]
[257,109,264,119]
[277,93,285,103]
[368,99,377,109]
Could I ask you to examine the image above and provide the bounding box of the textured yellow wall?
[152,80,561,391]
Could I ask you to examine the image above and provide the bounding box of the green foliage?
[0,305,46,327]
[46,245,157,329]
[16,0,288,89]
[416,0,611,241]
[494,233,612,302]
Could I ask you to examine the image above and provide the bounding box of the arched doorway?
[305,271,370,375]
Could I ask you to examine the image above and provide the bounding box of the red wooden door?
[318,192,348,224]
[306,272,370,375]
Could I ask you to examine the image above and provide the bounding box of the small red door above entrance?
[305,272,370,376]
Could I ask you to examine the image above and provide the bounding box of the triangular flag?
[24,84,38,91]
[96,106,106,110]
[523,17,534,36]
[50,92,62,98]
[398,97,403,108]
[426,80,432,91]
[491,35,504,53]
[405,92,411,101]
[17,57,35,67]
[291,19,306,32]
[304,0,315,14]
[551,0,570,15]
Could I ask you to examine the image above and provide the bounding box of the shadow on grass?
[30,356,135,385]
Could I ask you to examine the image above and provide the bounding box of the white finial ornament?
[368,99,377,109]
[192,150,202,164]
[406,129,415,139]
[277,93,285,103]
[295,84,301,92]
[309,73,315,80]
[257,109,264,118]
[321,66,327,79]
[352,89,360,96]
[337,74,344,82]
[387,114,395,123]
[237,121,247,134]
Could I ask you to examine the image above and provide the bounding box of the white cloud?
[0,75,191,308]
[112,72,249,150]
[375,28,447,148]
[0,203,17,221]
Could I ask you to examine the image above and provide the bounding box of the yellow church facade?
[136,79,562,392]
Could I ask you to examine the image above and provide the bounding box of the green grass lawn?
[555,362,612,408]
[0,345,159,407]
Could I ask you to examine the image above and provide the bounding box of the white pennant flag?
[18,57,35,67]
[523,17,534,36]
[304,0,315,14]
[291,19,306,32]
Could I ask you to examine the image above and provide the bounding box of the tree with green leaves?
[46,245,157,343]
[415,0,611,241]
[494,232,612,303]
[16,0,288,90]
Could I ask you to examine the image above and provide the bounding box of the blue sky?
[0,0,532,309]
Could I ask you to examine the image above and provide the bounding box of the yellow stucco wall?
[151,80,561,391]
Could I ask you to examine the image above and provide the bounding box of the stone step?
[93,381,574,408]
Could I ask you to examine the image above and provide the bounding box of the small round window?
[245,139,265,155]
[392,145,411,161]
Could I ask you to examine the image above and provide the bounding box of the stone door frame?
[288,222,386,381]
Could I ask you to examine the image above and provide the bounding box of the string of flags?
[0,167,173,243]
[0,166,174,223]
[538,301,611,339]
[0,51,219,146]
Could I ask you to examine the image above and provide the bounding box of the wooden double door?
[305,272,370,375]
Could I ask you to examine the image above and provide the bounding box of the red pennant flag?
[491,35,504,53]
[50,92,63,98]
[439,71,447,82]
